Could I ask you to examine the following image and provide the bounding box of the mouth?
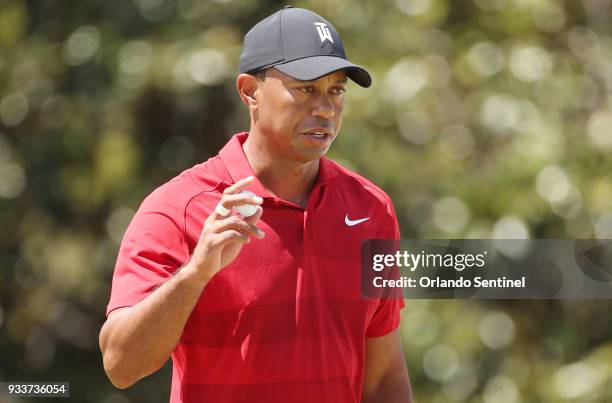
[305,132,329,139]
[301,128,334,142]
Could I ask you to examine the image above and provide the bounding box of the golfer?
[100,6,412,403]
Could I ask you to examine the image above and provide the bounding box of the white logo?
[345,214,370,227]
[314,22,334,44]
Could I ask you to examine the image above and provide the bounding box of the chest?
[180,191,390,347]
[189,195,383,302]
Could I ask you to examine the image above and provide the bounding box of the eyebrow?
[289,76,348,84]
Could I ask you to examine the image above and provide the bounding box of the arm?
[99,177,265,389]
[100,264,211,388]
[362,328,412,403]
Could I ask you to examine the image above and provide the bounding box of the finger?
[214,230,250,247]
[210,179,262,220]
[219,192,263,210]
[211,192,263,220]
[243,205,263,225]
[213,202,232,218]
[223,176,255,196]
[214,216,265,239]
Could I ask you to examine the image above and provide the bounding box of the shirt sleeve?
[106,188,190,316]
[365,199,405,338]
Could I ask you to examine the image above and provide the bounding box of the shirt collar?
[218,132,339,199]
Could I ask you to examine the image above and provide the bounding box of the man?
[100,6,412,403]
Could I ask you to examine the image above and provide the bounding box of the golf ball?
[234,190,259,217]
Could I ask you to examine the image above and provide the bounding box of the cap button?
[284,5,294,9]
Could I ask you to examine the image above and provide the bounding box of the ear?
[236,73,259,108]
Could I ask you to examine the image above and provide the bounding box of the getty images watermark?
[361,239,612,299]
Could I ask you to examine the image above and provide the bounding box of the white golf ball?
[234,190,259,217]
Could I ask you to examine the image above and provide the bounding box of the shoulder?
[138,156,225,216]
[324,159,399,238]
[324,158,395,212]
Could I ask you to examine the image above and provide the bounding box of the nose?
[311,92,335,119]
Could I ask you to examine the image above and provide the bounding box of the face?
[251,68,347,163]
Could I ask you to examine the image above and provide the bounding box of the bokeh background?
[1,0,612,402]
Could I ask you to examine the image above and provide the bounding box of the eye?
[331,86,347,95]
[298,86,315,93]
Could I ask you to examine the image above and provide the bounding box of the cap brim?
[274,56,372,88]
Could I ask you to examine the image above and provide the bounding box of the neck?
[243,131,320,208]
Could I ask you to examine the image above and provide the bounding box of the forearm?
[100,262,209,388]
[362,372,412,403]
[362,329,413,403]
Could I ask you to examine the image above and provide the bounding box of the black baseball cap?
[239,6,372,88]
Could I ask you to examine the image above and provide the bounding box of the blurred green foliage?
[1,0,612,402]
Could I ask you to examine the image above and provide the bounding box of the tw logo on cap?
[314,22,334,44]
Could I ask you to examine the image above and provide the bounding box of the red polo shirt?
[107,132,404,403]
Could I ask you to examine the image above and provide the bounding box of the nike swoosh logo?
[345,215,370,226]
